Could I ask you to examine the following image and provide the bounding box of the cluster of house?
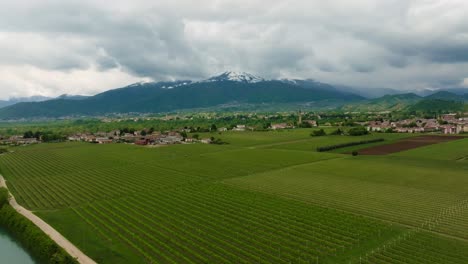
[67,130,217,146]
[0,135,39,145]
[68,130,187,145]
[229,125,249,132]
[215,120,317,132]
[270,120,317,130]
[366,114,468,134]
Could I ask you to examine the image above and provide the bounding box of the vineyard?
[0,135,467,263]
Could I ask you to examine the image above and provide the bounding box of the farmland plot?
[224,156,468,239]
[38,184,402,263]
[0,135,467,263]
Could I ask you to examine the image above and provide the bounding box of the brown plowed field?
[357,135,464,155]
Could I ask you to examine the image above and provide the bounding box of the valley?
[0,130,467,263]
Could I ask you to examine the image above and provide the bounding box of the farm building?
[200,138,212,144]
[456,124,467,134]
[159,135,183,144]
[440,125,457,134]
[367,121,392,132]
[395,127,425,133]
[441,114,457,122]
[135,139,149,145]
[303,120,318,127]
[232,125,246,131]
[270,123,291,130]
[96,138,113,144]
[68,135,82,141]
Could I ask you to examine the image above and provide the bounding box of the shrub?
[348,127,369,136]
[0,188,8,208]
[316,138,384,152]
[311,129,326,137]
[352,151,359,156]
[330,128,344,135]
[210,137,229,145]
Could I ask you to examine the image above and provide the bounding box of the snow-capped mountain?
[126,72,264,89]
[161,81,193,89]
[0,72,366,119]
[126,80,193,89]
[128,80,155,87]
[280,79,299,85]
[203,71,265,83]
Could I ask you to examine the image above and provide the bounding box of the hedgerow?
[316,138,385,152]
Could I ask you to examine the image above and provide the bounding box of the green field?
[195,128,415,151]
[0,132,467,263]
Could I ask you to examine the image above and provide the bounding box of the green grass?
[224,155,468,240]
[263,133,414,152]
[0,132,467,263]
[360,231,468,264]
[193,128,338,147]
[37,184,403,264]
[0,144,337,210]
[393,138,468,161]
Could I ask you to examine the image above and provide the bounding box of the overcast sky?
[1,0,468,99]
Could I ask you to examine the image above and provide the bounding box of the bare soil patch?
[356,135,464,155]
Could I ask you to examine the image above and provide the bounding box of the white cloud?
[0,65,150,99]
[0,0,467,99]
[462,78,468,88]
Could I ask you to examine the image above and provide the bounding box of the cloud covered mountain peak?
[203,71,265,83]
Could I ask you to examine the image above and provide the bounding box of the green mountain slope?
[0,79,363,119]
[425,91,466,101]
[407,99,466,113]
[341,93,422,112]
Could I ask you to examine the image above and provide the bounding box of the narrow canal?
[0,227,36,264]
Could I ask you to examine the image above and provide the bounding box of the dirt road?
[0,175,96,264]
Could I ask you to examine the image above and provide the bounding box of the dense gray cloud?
[0,0,467,99]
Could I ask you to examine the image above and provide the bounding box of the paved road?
[0,175,96,264]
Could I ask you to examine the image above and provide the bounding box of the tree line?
[316,138,385,152]
[23,130,66,142]
[311,126,369,137]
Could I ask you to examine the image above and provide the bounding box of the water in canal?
[0,227,36,264]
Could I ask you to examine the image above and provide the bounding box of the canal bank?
[0,183,80,264]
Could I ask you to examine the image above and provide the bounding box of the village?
[365,113,468,134]
[65,120,318,146]
[1,113,467,147]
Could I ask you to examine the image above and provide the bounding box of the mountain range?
[0,71,466,119]
[0,94,90,109]
[341,91,468,112]
[0,96,52,109]
[0,72,362,119]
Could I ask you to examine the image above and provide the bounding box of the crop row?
[361,232,468,264]
[72,184,393,263]
[0,145,327,210]
[224,170,467,239]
